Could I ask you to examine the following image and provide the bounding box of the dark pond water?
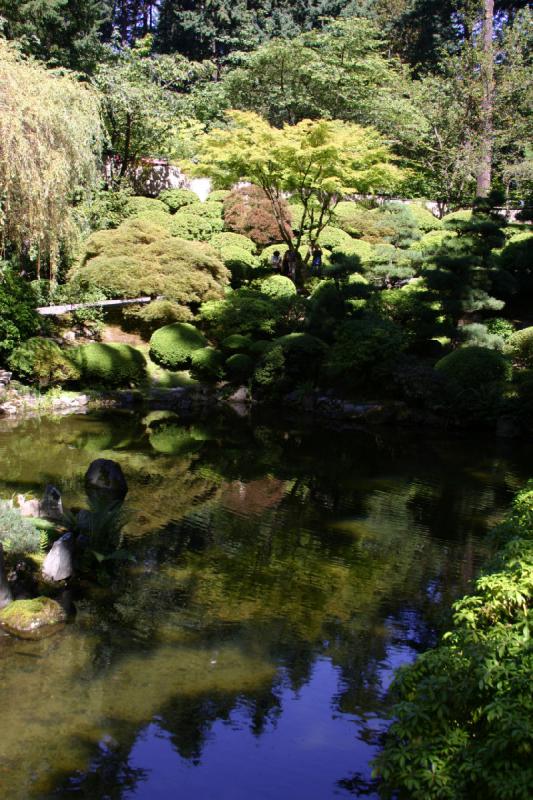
[0,409,530,800]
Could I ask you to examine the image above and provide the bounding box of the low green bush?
[219,245,259,284]
[210,232,256,254]
[126,196,169,218]
[374,482,533,800]
[486,317,515,340]
[226,353,254,380]
[371,286,444,345]
[149,323,207,370]
[0,504,41,554]
[200,289,304,340]
[221,334,253,353]
[256,275,297,299]
[274,332,329,381]
[498,232,533,291]
[326,317,407,385]
[190,346,224,381]
[317,226,352,250]
[0,267,40,362]
[407,203,443,231]
[8,338,80,388]
[169,211,224,240]
[442,209,472,226]
[209,189,230,202]
[71,343,147,387]
[459,323,506,351]
[190,201,224,219]
[159,188,199,212]
[329,239,373,273]
[435,346,512,391]
[411,229,454,253]
[505,326,533,368]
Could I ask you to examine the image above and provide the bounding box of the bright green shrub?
[126,196,169,218]
[225,353,254,380]
[200,288,304,340]
[0,268,40,361]
[190,346,224,381]
[219,245,259,284]
[123,298,191,331]
[72,218,229,322]
[8,338,80,388]
[334,202,421,246]
[365,244,418,286]
[411,229,454,252]
[169,211,224,240]
[371,286,444,345]
[259,244,308,268]
[210,232,256,254]
[159,188,199,212]
[486,317,515,340]
[149,322,207,370]
[407,203,442,231]
[442,209,472,226]
[375,482,533,800]
[498,231,533,291]
[221,334,253,353]
[329,239,373,273]
[326,318,406,385]
[256,275,297,299]
[317,226,352,250]
[71,343,147,387]
[505,327,533,368]
[435,346,512,390]
[190,201,224,219]
[209,190,230,202]
[82,187,132,231]
[0,504,41,554]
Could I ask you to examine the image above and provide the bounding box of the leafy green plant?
[8,338,80,388]
[505,326,533,368]
[159,188,199,212]
[374,482,533,800]
[0,267,40,362]
[149,322,207,370]
[0,504,41,555]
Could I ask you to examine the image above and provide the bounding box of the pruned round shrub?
[329,239,373,272]
[221,334,253,353]
[210,232,256,254]
[190,346,224,381]
[159,188,199,212]
[169,210,224,240]
[498,232,533,291]
[411,229,454,252]
[442,209,472,227]
[435,346,512,390]
[8,338,80,388]
[71,343,147,387]
[317,226,352,250]
[256,275,297,298]
[190,201,224,219]
[127,196,169,218]
[407,203,442,231]
[226,353,254,380]
[150,323,207,370]
[504,327,533,368]
[274,332,329,381]
[219,245,259,284]
[326,317,406,385]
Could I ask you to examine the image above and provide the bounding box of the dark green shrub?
[274,332,329,381]
[0,268,40,361]
[435,346,512,391]
[253,344,286,395]
[226,353,254,380]
[219,245,259,285]
[370,286,444,345]
[8,338,80,388]
[505,326,533,368]
[82,187,132,231]
[150,323,207,370]
[326,317,406,386]
[159,188,199,212]
[71,343,146,387]
[200,289,305,340]
[221,334,253,353]
[190,346,225,381]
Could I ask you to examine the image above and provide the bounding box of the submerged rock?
[85,459,128,499]
[42,533,74,582]
[0,544,13,610]
[0,597,66,638]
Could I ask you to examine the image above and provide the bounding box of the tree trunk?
[476,0,494,198]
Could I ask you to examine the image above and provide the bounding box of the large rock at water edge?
[42,533,74,582]
[0,597,66,638]
[85,459,128,499]
[40,484,63,520]
[0,543,13,610]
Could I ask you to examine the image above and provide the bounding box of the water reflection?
[0,411,529,799]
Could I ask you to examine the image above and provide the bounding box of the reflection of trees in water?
[1,412,530,799]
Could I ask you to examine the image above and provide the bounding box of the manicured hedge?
[149,323,207,370]
[435,346,512,390]
[71,343,147,387]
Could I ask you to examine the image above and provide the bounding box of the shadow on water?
[0,410,530,799]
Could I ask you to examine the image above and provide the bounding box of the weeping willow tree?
[0,39,102,279]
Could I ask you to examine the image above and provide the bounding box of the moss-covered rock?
[0,597,67,638]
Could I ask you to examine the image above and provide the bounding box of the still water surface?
[0,410,530,799]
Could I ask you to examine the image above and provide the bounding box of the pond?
[0,410,530,800]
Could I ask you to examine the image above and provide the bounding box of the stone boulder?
[0,543,13,610]
[17,494,41,518]
[42,533,74,582]
[40,484,63,520]
[85,459,128,500]
[0,597,67,638]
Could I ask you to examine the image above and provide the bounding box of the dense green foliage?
[0,269,40,362]
[8,338,80,388]
[375,481,533,800]
[149,323,207,370]
[0,504,41,554]
[435,347,512,392]
[71,342,147,387]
